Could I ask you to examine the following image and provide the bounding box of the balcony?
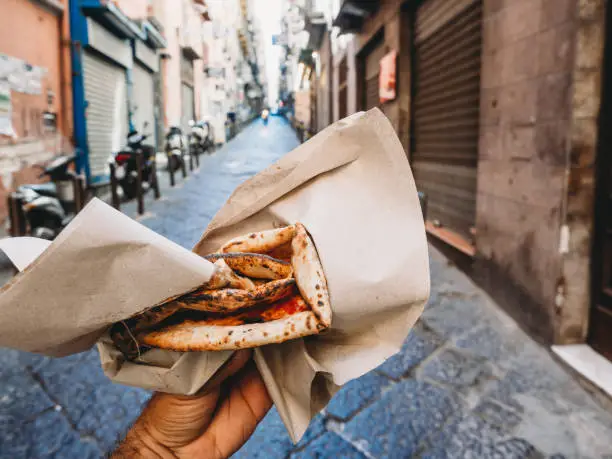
[306,12,326,50]
[332,0,379,33]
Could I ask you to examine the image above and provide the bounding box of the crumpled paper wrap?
[0,108,429,441]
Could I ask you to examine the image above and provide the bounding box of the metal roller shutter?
[338,58,348,119]
[181,83,195,131]
[364,39,386,110]
[84,52,128,179]
[132,63,156,143]
[411,0,482,240]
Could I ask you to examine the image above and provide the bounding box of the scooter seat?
[21,183,57,197]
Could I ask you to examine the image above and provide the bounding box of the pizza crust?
[292,224,332,327]
[139,310,324,351]
[169,278,296,313]
[220,225,296,254]
[205,253,292,280]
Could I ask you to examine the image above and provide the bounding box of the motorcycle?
[188,120,207,159]
[111,122,157,200]
[165,126,185,172]
[14,155,77,240]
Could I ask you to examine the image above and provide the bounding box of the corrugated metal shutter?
[83,52,128,179]
[364,39,386,110]
[181,83,195,131]
[132,63,156,144]
[411,0,482,240]
[338,58,348,119]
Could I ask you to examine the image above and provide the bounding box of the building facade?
[0,0,72,221]
[296,0,611,368]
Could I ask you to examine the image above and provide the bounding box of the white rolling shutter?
[132,63,156,142]
[181,83,195,131]
[83,52,128,179]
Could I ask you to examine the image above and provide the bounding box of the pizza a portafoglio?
[110,223,331,359]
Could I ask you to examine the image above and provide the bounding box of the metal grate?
[363,40,386,110]
[411,0,482,240]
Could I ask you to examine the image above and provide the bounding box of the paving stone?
[326,371,392,420]
[0,369,54,420]
[472,399,522,432]
[296,412,327,449]
[421,293,488,339]
[0,410,100,459]
[291,433,366,459]
[232,408,293,459]
[419,348,495,391]
[343,380,460,458]
[418,413,543,459]
[376,324,444,380]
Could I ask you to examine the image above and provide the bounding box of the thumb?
[138,350,252,449]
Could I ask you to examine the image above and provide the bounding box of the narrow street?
[2,117,612,458]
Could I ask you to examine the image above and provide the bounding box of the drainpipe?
[68,0,91,180]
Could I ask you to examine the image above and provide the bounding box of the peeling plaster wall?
[474,0,578,342]
[558,0,607,344]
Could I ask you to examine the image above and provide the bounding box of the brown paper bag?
[0,108,429,441]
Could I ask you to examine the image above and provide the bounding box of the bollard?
[168,153,176,187]
[7,193,26,237]
[180,149,187,178]
[135,152,144,215]
[194,146,200,168]
[188,144,194,172]
[151,159,161,199]
[109,162,121,210]
[73,175,86,213]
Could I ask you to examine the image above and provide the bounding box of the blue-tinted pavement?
[1,117,612,458]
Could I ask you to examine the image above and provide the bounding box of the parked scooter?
[14,155,77,240]
[189,120,215,156]
[188,120,207,158]
[111,122,157,200]
[165,126,185,172]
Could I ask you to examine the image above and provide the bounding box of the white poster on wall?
[0,84,15,137]
[0,53,47,95]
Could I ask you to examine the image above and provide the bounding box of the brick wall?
[474,0,578,341]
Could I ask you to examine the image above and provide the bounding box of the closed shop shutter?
[317,64,329,131]
[338,58,348,119]
[181,83,195,132]
[132,63,156,144]
[83,52,128,179]
[411,0,482,240]
[363,39,386,110]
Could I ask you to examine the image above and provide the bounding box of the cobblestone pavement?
[2,117,612,458]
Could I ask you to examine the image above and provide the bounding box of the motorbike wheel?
[168,155,181,172]
[31,226,57,240]
[121,180,138,201]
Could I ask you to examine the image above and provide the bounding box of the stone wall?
[558,0,606,344]
[474,0,578,341]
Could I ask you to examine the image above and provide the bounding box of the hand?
[112,350,272,459]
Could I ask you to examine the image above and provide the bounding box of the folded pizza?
[110,223,331,359]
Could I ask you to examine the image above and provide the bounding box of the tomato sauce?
[202,295,308,326]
